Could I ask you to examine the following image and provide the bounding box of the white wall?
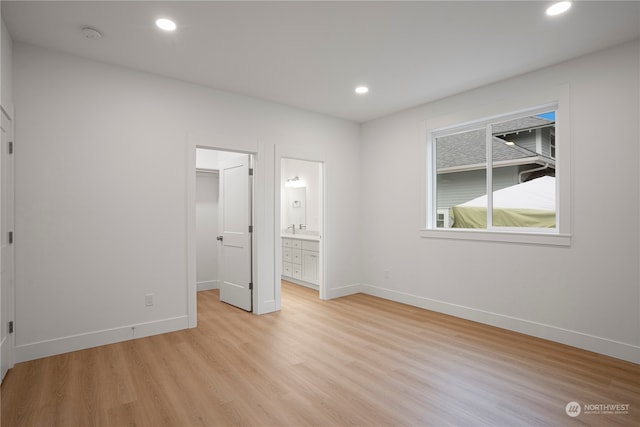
[13,43,361,361]
[360,40,640,363]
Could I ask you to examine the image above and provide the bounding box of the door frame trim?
[1,105,15,380]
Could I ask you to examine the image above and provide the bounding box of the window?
[424,102,570,246]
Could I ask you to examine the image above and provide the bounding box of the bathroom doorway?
[279,158,324,299]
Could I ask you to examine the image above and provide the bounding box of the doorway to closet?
[279,158,323,299]
[196,148,253,312]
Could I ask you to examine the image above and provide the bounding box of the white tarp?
[459,176,555,210]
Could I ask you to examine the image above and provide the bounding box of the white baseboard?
[197,280,219,291]
[327,283,363,299]
[15,316,189,363]
[283,277,319,291]
[360,283,640,364]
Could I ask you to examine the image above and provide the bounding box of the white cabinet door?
[301,250,319,284]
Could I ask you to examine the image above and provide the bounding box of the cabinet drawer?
[282,262,293,277]
[293,265,302,279]
[283,247,292,262]
[302,240,319,251]
[291,239,302,249]
[282,238,292,247]
[292,248,302,264]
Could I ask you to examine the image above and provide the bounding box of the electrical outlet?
[384,269,390,279]
[145,293,154,307]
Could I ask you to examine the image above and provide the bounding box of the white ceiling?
[2,1,639,123]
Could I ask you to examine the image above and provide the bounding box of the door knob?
[216,236,223,241]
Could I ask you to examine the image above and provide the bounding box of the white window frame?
[421,87,572,246]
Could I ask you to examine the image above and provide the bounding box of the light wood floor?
[2,281,639,426]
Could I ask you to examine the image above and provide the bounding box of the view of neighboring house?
[435,113,556,228]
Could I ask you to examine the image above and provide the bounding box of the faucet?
[287,224,296,235]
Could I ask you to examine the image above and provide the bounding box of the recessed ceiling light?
[156,18,177,31]
[546,1,572,16]
[355,86,369,95]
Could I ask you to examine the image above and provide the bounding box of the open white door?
[1,109,15,380]
[218,154,253,311]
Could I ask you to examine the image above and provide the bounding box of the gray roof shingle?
[436,117,554,171]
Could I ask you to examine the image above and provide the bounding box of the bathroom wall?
[281,158,321,233]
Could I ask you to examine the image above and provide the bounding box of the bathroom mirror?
[286,187,306,229]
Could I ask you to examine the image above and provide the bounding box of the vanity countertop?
[280,233,320,242]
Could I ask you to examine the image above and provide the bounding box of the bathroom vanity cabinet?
[282,237,319,289]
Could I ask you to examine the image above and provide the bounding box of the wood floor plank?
[2,280,640,426]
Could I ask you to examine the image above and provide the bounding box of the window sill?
[420,228,572,246]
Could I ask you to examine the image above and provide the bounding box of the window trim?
[421,86,571,246]
[420,228,571,246]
